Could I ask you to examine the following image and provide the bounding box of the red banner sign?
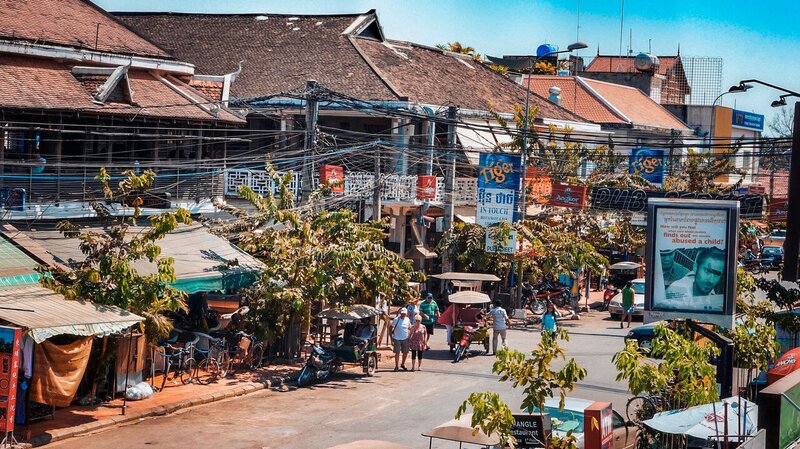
[416,176,437,200]
[319,164,344,193]
[768,197,788,223]
[550,183,587,208]
[525,167,552,204]
[0,327,21,432]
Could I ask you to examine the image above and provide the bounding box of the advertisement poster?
[477,153,521,227]
[629,148,665,186]
[769,197,788,223]
[416,175,437,200]
[550,184,587,208]
[645,199,738,328]
[0,326,21,433]
[319,164,344,193]
[525,167,551,205]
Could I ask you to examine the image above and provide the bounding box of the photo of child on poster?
[652,208,729,313]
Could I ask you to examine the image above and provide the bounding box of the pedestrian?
[621,281,635,329]
[541,302,560,339]
[408,315,427,371]
[406,298,419,324]
[437,302,462,353]
[390,307,411,371]
[419,292,439,348]
[489,300,508,354]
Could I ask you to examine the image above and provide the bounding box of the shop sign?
[485,229,516,254]
[416,175,437,200]
[0,326,21,432]
[319,164,344,193]
[589,187,763,219]
[525,167,551,204]
[769,197,788,223]
[732,109,764,131]
[584,402,614,449]
[629,148,665,186]
[477,153,521,226]
[550,184,587,208]
[511,413,551,448]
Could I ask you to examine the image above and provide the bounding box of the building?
[581,53,691,106]
[0,0,246,220]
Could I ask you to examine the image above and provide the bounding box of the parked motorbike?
[740,258,770,275]
[453,325,478,363]
[297,343,336,387]
[602,286,619,311]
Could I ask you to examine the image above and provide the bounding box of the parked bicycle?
[153,336,199,391]
[193,333,231,385]
[227,331,266,374]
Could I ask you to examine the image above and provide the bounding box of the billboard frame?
[644,198,739,328]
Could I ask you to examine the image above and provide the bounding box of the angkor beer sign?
[550,184,587,208]
[590,187,763,219]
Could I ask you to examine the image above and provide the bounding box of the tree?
[532,60,556,75]
[436,41,481,61]
[755,277,800,349]
[38,169,193,343]
[663,146,746,194]
[457,330,587,448]
[768,107,794,138]
[214,169,423,349]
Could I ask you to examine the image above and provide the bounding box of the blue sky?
[96,0,799,132]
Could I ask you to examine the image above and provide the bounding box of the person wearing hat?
[390,307,411,371]
[419,292,440,348]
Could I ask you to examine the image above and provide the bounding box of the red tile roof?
[584,55,679,76]
[526,75,689,131]
[0,54,243,124]
[0,0,170,58]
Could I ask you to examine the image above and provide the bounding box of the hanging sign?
[629,148,665,186]
[526,167,552,204]
[550,184,587,208]
[416,175,437,200]
[511,413,551,448]
[319,164,345,193]
[0,326,21,433]
[768,197,788,223]
[589,187,764,219]
[477,153,521,226]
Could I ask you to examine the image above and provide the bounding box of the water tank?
[548,86,562,105]
[634,52,660,72]
[536,43,558,58]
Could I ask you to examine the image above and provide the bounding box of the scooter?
[296,343,336,387]
[602,286,619,311]
[453,325,478,363]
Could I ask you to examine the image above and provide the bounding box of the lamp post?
[515,41,587,308]
[709,83,752,150]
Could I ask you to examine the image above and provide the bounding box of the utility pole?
[442,106,458,272]
[782,101,800,281]
[372,146,381,221]
[302,80,319,202]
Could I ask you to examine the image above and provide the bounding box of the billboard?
[644,199,739,328]
[589,187,764,219]
[550,184,587,208]
[477,153,521,227]
[629,149,665,186]
[319,164,344,193]
[769,197,789,223]
[485,229,517,254]
[416,175,437,200]
[525,167,551,204]
[732,109,765,131]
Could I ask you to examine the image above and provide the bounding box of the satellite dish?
[634,52,660,73]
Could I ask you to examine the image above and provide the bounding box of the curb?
[27,372,298,447]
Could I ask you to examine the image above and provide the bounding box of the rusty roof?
[584,55,680,77]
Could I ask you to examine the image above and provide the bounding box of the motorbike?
[602,286,619,311]
[453,325,478,363]
[297,343,337,386]
[740,258,770,275]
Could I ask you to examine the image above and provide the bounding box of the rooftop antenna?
[649,39,652,53]
[629,28,633,56]
[617,0,625,72]
[576,0,581,41]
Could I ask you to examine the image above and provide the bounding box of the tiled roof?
[584,55,679,76]
[352,38,585,121]
[189,79,225,102]
[0,54,243,124]
[526,75,689,130]
[116,12,398,101]
[0,0,170,58]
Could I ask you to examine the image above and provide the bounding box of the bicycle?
[194,336,231,385]
[153,341,197,391]
[227,331,266,374]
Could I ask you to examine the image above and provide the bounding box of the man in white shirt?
[391,308,411,371]
[489,300,509,355]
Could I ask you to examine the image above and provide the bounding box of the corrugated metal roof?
[0,237,40,278]
[0,285,143,343]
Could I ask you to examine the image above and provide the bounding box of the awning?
[454,214,475,224]
[17,224,265,294]
[0,285,143,343]
[456,121,515,166]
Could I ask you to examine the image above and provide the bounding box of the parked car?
[608,279,645,319]
[624,321,668,355]
[760,245,784,268]
[535,397,635,449]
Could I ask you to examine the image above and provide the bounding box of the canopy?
[422,414,501,446]
[644,397,758,440]
[448,291,491,305]
[317,304,381,321]
[456,122,515,166]
[767,347,800,384]
[0,285,143,343]
[432,272,501,282]
[610,261,642,270]
[327,440,411,449]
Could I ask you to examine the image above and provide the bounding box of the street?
[49,310,634,449]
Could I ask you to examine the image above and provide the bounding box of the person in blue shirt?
[541,302,561,339]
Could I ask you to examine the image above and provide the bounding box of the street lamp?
[515,40,588,308]
[708,84,752,149]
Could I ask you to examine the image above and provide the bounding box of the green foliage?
[663,147,745,194]
[488,64,509,77]
[215,168,423,343]
[533,61,556,75]
[754,277,800,348]
[613,324,719,409]
[456,329,587,448]
[38,169,192,343]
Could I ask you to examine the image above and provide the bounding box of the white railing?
[224,169,479,205]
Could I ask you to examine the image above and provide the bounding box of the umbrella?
[610,261,641,270]
[327,440,411,449]
[422,413,501,446]
[431,272,501,282]
[767,347,800,384]
[643,397,758,440]
[448,291,491,305]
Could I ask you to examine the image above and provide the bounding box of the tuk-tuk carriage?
[422,413,500,448]
[439,291,491,362]
[308,305,381,379]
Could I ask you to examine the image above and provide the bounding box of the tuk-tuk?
[440,291,491,361]
[313,304,381,377]
[422,413,500,448]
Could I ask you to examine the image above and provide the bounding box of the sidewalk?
[21,362,302,447]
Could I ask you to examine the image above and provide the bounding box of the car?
[760,245,784,268]
[624,321,668,355]
[534,397,635,449]
[608,278,645,319]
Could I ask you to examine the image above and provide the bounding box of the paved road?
[49,311,639,449]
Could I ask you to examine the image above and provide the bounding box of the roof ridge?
[112,11,372,18]
[574,77,631,123]
[77,0,173,59]
[347,35,405,100]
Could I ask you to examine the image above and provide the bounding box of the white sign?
[477,187,516,227]
[485,229,516,254]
